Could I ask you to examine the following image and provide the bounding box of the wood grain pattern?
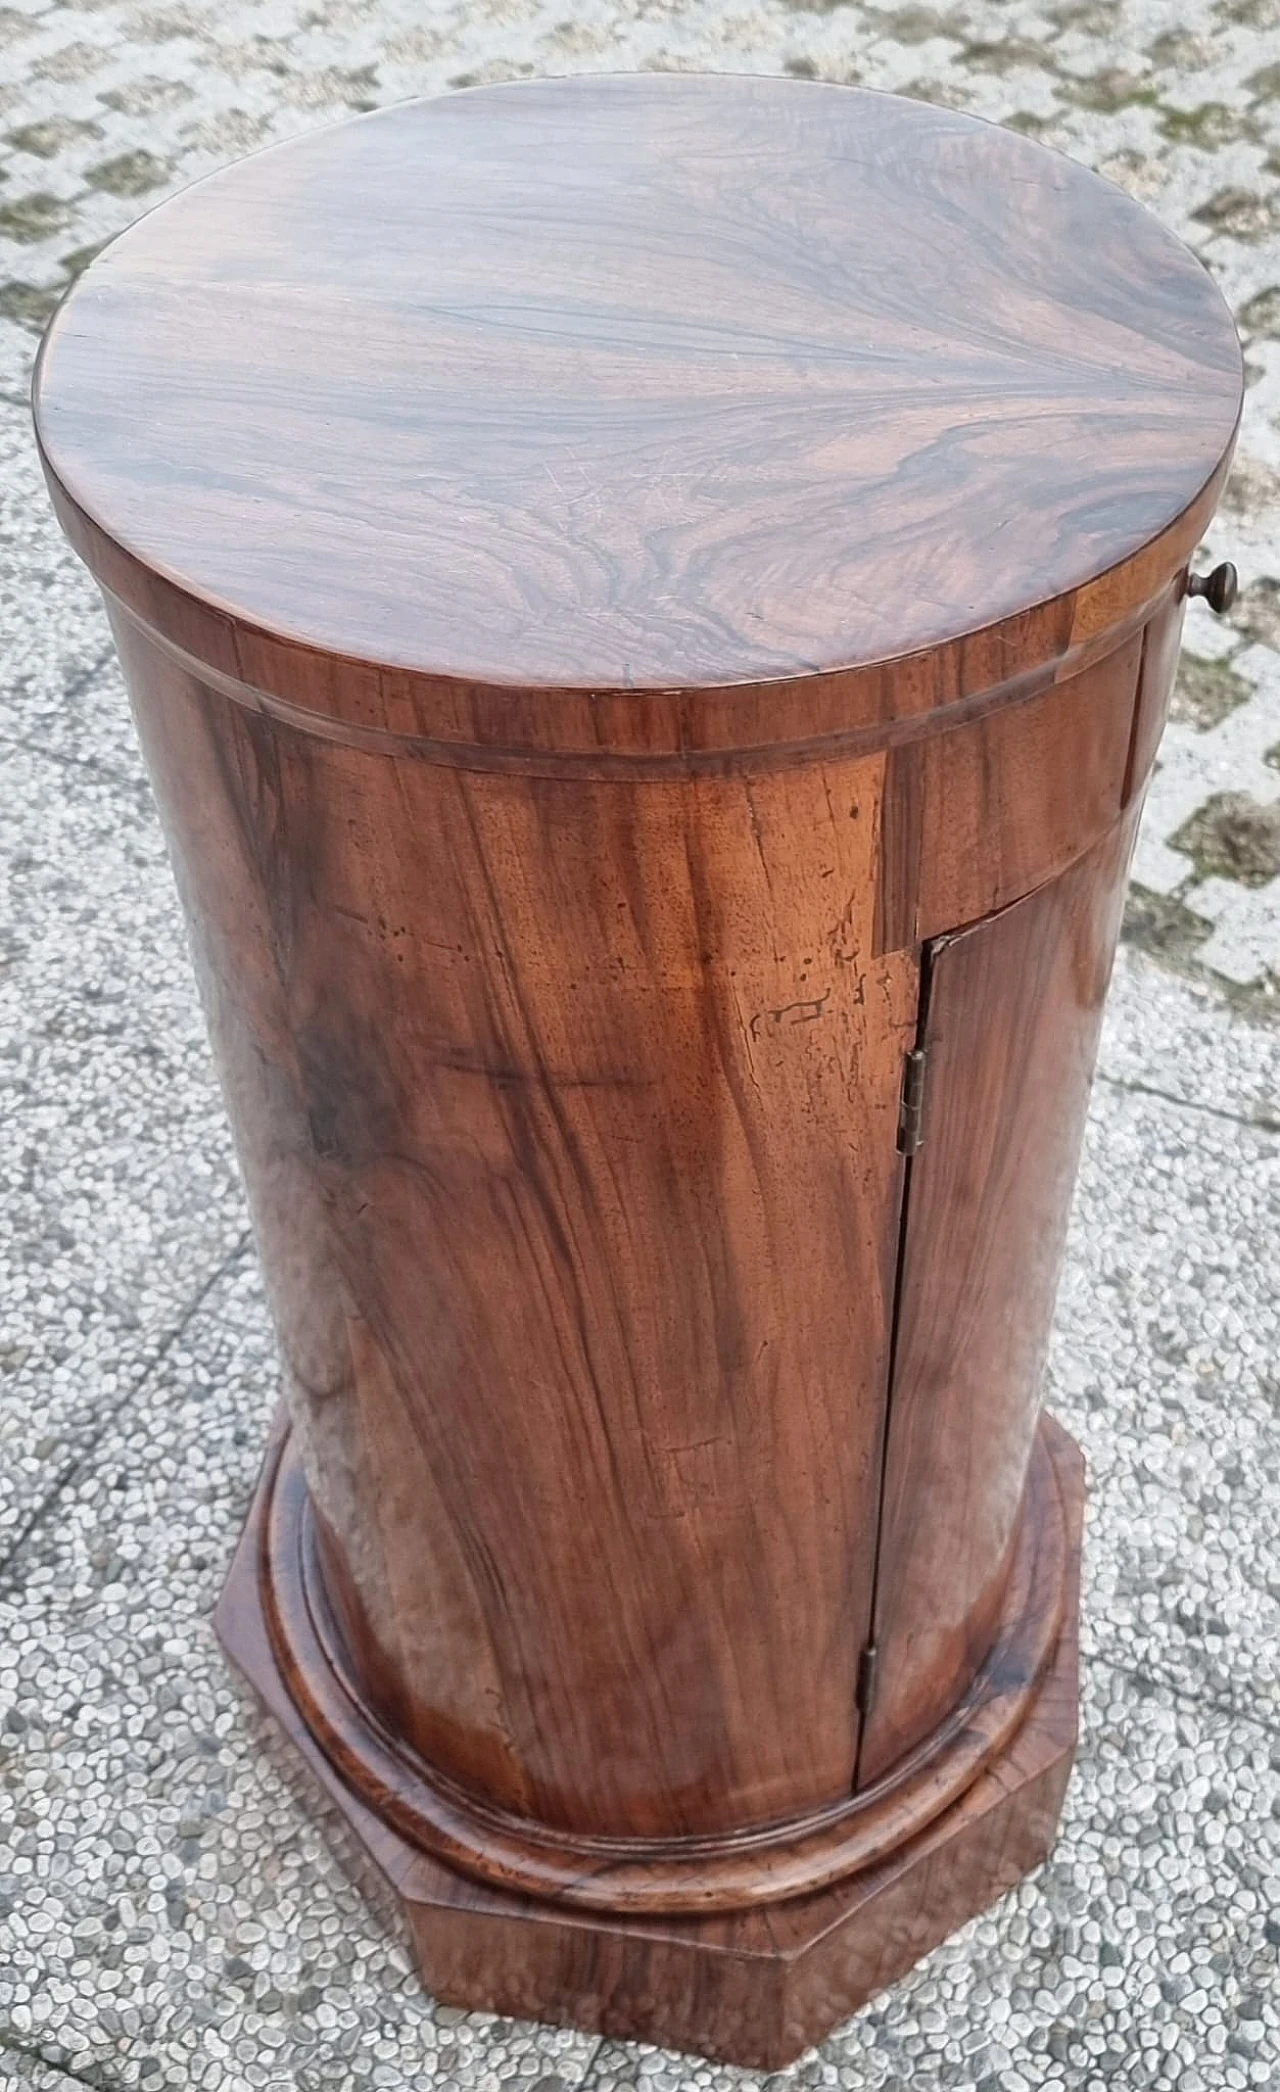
[216,1411,1083,2069]
[252,1409,1067,1912]
[858,803,1145,1788]
[875,629,1143,952]
[111,604,917,1841]
[34,77,1241,759]
[33,70,1241,2063]
[1125,582,1187,806]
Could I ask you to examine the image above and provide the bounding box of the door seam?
[852,936,936,1791]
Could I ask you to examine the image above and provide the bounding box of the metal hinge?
[855,1642,879,1715]
[897,1047,928,1157]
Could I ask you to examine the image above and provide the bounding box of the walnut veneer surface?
[35,75,1239,755]
[32,73,1242,2062]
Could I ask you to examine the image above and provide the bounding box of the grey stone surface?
[590,1665,1276,2092]
[0,402,108,656]
[4,0,1280,990]
[1058,1074,1279,1725]
[0,1256,598,2091]
[1,4,1279,2091]
[0,731,246,1549]
[4,1077,1273,2090]
[0,2057,90,2092]
[1099,944,1280,1123]
[0,403,123,783]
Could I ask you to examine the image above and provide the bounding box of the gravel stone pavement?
[2,2,1280,2089]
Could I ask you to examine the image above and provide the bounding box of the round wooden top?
[35,75,1241,761]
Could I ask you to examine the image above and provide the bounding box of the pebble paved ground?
[1,2,1279,2090]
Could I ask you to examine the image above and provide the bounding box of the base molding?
[253,1414,1071,1916]
[215,1416,1083,2070]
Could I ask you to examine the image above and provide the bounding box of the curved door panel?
[858,803,1141,1786]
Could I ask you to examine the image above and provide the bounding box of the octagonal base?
[215,1416,1083,2070]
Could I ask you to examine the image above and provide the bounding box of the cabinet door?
[857,804,1140,1787]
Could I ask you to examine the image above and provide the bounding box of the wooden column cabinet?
[34,77,1242,2067]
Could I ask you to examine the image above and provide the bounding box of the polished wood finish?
[35,77,1240,763]
[874,626,1145,953]
[859,802,1144,1788]
[217,1412,1083,2069]
[33,73,1241,2064]
[1126,586,1187,808]
[107,604,917,1841]
[253,1406,1068,1912]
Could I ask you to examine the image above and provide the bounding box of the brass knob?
[1187,562,1238,614]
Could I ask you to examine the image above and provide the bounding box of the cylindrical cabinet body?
[34,76,1242,2065]
[108,601,919,1844]
[107,600,1149,1852]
